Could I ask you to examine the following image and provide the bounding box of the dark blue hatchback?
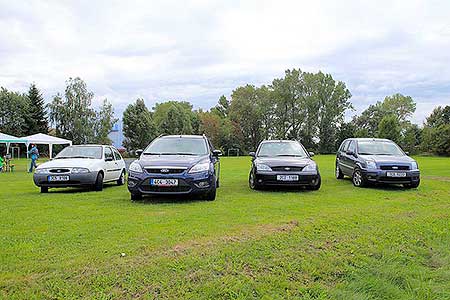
[127,135,221,201]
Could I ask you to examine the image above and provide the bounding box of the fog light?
[128,180,137,187]
[258,179,262,183]
[195,181,210,188]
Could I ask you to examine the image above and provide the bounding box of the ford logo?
[160,169,170,173]
[392,166,398,169]
[284,167,291,171]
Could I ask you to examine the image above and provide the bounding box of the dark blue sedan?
[336,138,420,188]
[127,135,221,201]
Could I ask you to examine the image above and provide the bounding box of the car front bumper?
[33,172,98,188]
[254,171,320,187]
[360,169,420,184]
[127,170,215,196]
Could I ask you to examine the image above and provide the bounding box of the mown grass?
[0,156,449,299]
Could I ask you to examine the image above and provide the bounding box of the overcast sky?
[1,0,450,124]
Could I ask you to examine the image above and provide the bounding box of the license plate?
[150,179,178,186]
[277,175,299,181]
[386,172,407,177]
[48,175,69,181]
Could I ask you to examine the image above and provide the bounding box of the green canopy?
[0,133,28,154]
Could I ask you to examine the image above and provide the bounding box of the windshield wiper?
[275,154,305,157]
[55,155,95,159]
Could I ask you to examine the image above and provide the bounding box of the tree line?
[1,70,449,156]
[0,78,117,145]
[122,69,450,156]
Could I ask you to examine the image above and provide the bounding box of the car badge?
[284,167,290,171]
[392,166,398,169]
[160,169,170,173]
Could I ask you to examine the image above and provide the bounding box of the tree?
[122,99,156,150]
[94,99,118,145]
[401,124,421,154]
[421,105,450,155]
[26,83,48,134]
[335,122,356,149]
[381,93,416,123]
[48,77,97,144]
[0,88,29,136]
[211,95,230,119]
[153,101,196,135]
[378,115,401,142]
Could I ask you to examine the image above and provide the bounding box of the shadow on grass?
[340,177,417,192]
[46,183,121,194]
[134,194,209,205]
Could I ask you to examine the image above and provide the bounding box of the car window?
[340,140,349,152]
[104,147,114,160]
[54,146,102,159]
[348,141,356,153]
[257,141,308,157]
[144,137,208,156]
[113,149,122,161]
[357,140,404,156]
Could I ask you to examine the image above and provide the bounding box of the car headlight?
[129,162,143,173]
[303,163,317,171]
[411,161,418,170]
[71,167,90,174]
[256,163,272,171]
[189,161,210,173]
[366,161,377,169]
[35,168,50,174]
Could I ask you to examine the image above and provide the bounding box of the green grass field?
[1,156,449,299]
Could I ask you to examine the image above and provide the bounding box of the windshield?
[144,137,208,156]
[257,141,308,157]
[55,146,103,159]
[357,141,404,156]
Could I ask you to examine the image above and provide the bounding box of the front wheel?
[117,170,125,186]
[204,179,217,201]
[352,168,367,187]
[93,172,104,191]
[336,164,344,179]
[249,171,260,190]
[131,192,142,201]
[404,180,420,189]
[40,187,48,193]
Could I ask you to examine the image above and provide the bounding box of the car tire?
[40,187,48,193]
[117,170,125,186]
[249,171,260,190]
[205,180,217,201]
[131,192,142,201]
[336,164,344,179]
[404,179,420,189]
[308,174,321,190]
[93,172,104,191]
[352,168,367,187]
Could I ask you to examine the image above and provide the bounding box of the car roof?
[160,135,205,139]
[260,140,299,143]
[69,144,116,148]
[347,138,393,142]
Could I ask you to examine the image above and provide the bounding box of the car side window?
[113,149,122,161]
[104,147,114,160]
[347,141,356,153]
[340,141,349,152]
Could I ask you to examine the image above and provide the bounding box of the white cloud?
[0,0,449,123]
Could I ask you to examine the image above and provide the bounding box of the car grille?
[271,166,304,172]
[140,186,192,193]
[380,165,410,170]
[145,168,186,174]
[49,168,71,174]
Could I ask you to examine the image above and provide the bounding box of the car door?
[336,140,349,172]
[338,140,352,176]
[113,148,125,177]
[344,140,358,174]
[103,147,116,181]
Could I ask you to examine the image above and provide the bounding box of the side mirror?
[135,149,143,157]
[309,152,315,157]
[249,151,256,158]
[105,157,114,162]
[346,150,356,157]
[212,150,222,157]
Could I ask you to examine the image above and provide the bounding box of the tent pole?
[6,142,10,155]
[26,143,29,159]
[49,143,53,159]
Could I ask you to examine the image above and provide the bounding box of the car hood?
[255,156,314,167]
[138,154,208,168]
[360,155,414,164]
[36,158,101,169]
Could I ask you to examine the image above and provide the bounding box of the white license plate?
[48,175,69,181]
[277,175,299,181]
[386,172,407,177]
[150,179,178,186]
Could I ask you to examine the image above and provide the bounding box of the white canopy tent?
[0,132,28,155]
[22,133,72,159]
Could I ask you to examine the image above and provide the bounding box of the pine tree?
[27,83,48,134]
